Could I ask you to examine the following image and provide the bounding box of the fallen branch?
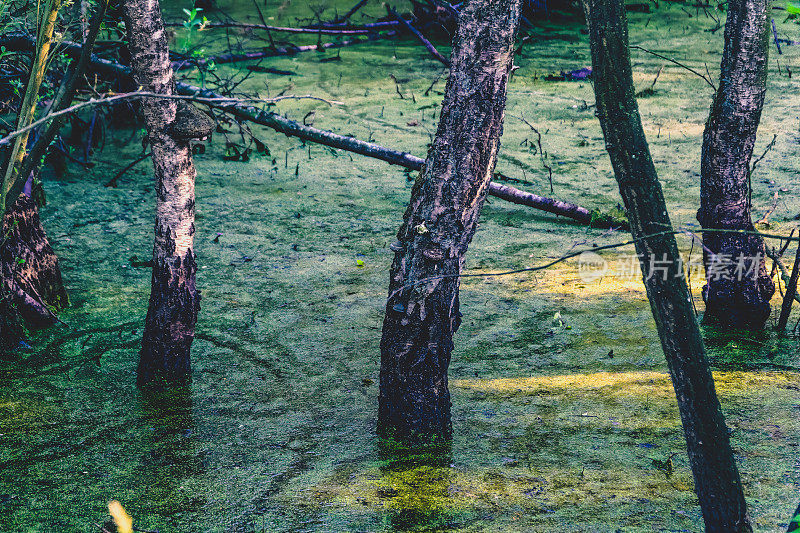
[172,82,625,228]
[0,36,626,229]
[488,182,592,224]
[171,31,398,70]
[165,21,377,34]
[388,6,451,67]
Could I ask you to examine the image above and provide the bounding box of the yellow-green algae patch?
[297,371,800,531]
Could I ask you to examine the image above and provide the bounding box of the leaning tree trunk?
[121,0,201,387]
[697,0,773,330]
[378,0,522,443]
[586,0,752,530]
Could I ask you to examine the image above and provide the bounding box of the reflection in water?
[136,387,206,522]
[377,439,464,531]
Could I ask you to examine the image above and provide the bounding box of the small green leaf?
[356,259,365,267]
[787,1,800,14]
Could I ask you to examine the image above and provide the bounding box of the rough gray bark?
[121,0,201,387]
[585,0,752,530]
[698,0,774,330]
[377,0,522,442]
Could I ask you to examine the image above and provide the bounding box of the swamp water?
[3,0,800,530]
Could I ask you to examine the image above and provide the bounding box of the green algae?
[1,0,800,531]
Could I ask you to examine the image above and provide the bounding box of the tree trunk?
[586,0,752,530]
[378,0,522,443]
[1,190,68,329]
[121,0,201,387]
[697,0,774,330]
[1,5,107,336]
[787,500,800,532]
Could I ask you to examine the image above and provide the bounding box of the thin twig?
[330,0,370,24]
[104,151,152,188]
[750,133,777,175]
[511,114,554,193]
[0,92,341,147]
[777,241,800,330]
[772,18,782,55]
[388,6,451,67]
[630,45,716,90]
[755,191,779,225]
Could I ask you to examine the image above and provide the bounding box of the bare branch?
[0,92,342,148]
[630,45,716,90]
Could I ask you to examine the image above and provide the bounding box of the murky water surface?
[2,1,800,531]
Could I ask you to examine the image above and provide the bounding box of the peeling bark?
[378,0,522,443]
[121,0,200,387]
[586,0,752,529]
[698,0,774,329]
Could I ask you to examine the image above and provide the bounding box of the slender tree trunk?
[378,0,522,443]
[0,0,62,216]
[698,0,774,330]
[585,0,752,530]
[121,0,201,387]
[16,0,108,194]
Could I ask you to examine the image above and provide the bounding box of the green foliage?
[180,7,209,54]
[589,205,628,229]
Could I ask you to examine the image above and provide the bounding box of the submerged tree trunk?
[698,0,773,330]
[586,0,752,530]
[378,0,522,443]
[0,189,66,351]
[1,187,68,334]
[121,0,201,387]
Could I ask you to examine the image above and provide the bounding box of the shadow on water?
[702,322,800,371]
